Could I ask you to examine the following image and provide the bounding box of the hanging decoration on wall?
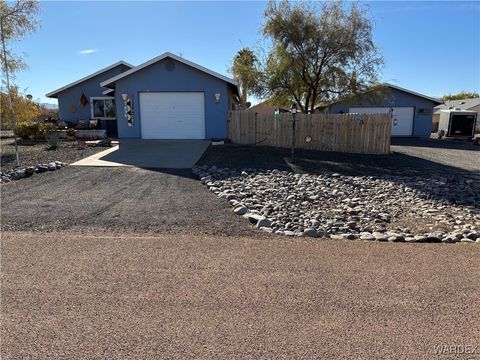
[79,92,88,107]
[122,94,134,127]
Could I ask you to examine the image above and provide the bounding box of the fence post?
[254,112,257,146]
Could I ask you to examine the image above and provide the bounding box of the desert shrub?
[57,121,68,129]
[66,128,76,137]
[45,131,60,150]
[32,122,47,140]
[16,122,34,139]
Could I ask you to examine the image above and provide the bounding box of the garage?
[99,53,239,140]
[349,107,414,136]
[139,92,205,139]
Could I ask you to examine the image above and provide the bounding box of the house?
[247,100,290,116]
[327,83,442,136]
[433,98,480,133]
[47,53,238,139]
[46,61,134,136]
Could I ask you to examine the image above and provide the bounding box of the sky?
[8,0,480,105]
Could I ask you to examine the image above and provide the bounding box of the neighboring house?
[247,100,290,116]
[433,98,480,133]
[327,83,442,136]
[46,61,134,136]
[47,52,238,139]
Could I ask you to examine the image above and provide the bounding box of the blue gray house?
[328,84,442,136]
[46,61,133,135]
[47,52,238,139]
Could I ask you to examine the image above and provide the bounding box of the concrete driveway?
[72,139,210,169]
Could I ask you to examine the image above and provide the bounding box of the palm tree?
[231,48,258,109]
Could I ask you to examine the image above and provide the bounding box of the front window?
[91,97,116,120]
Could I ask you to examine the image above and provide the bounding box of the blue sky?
[9,1,480,105]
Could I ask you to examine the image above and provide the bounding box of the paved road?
[2,232,479,359]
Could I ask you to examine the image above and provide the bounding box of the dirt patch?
[0,138,107,170]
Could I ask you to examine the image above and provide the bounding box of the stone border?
[193,165,479,244]
[1,161,68,184]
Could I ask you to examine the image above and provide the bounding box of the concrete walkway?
[71,139,210,169]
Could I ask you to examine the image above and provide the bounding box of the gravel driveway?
[391,137,480,174]
[2,138,479,235]
[0,166,257,236]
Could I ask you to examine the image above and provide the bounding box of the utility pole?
[0,18,20,167]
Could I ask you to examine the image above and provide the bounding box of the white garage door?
[349,107,414,136]
[140,92,205,139]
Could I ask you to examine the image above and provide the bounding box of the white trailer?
[437,109,477,138]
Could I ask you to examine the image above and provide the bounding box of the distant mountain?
[41,103,58,110]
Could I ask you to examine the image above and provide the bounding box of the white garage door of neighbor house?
[349,107,414,136]
[140,92,205,139]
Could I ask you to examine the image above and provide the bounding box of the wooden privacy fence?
[228,111,391,155]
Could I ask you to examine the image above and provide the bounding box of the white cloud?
[78,49,99,55]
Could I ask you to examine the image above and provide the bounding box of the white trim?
[90,96,116,120]
[102,88,114,96]
[385,83,442,104]
[46,61,134,98]
[100,52,238,88]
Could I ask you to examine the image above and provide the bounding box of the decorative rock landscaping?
[0,161,68,184]
[193,165,480,244]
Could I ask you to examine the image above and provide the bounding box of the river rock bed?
[0,161,68,184]
[193,165,480,243]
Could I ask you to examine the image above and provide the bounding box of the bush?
[16,121,50,140]
[32,122,47,140]
[45,131,60,150]
[16,122,35,139]
[57,121,68,130]
[66,128,76,137]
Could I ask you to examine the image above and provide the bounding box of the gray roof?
[100,52,237,88]
[46,61,134,98]
[385,83,442,104]
[435,98,480,112]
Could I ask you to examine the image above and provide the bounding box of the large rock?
[303,228,318,238]
[47,162,57,171]
[234,206,248,215]
[25,166,35,176]
[256,217,272,229]
[36,165,48,173]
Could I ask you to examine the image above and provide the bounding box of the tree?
[0,0,39,74]
[442,91,479,101]
[231,48,261,109]
[1,0,39,166]
[0,86,42,128]
[257,0,383,113]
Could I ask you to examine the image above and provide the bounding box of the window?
[418,108,432,115]
[90,97,116,120]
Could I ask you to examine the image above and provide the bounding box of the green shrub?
[16,122,34,139]
[45,131,60,150]
[66,128,76,137]
[32,122,47,140]
[57,121,68,130]
[16,121,50,140]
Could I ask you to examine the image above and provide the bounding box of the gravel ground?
[391,137,480,174]
[2,232,479,359]
[0,166,259,236]
[199,138,480,180]
[194,166,480,242]
[0,137,107,170]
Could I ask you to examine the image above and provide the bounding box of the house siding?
[114,58,229,139]
[329,87,437,136]
[56,64,131,124]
